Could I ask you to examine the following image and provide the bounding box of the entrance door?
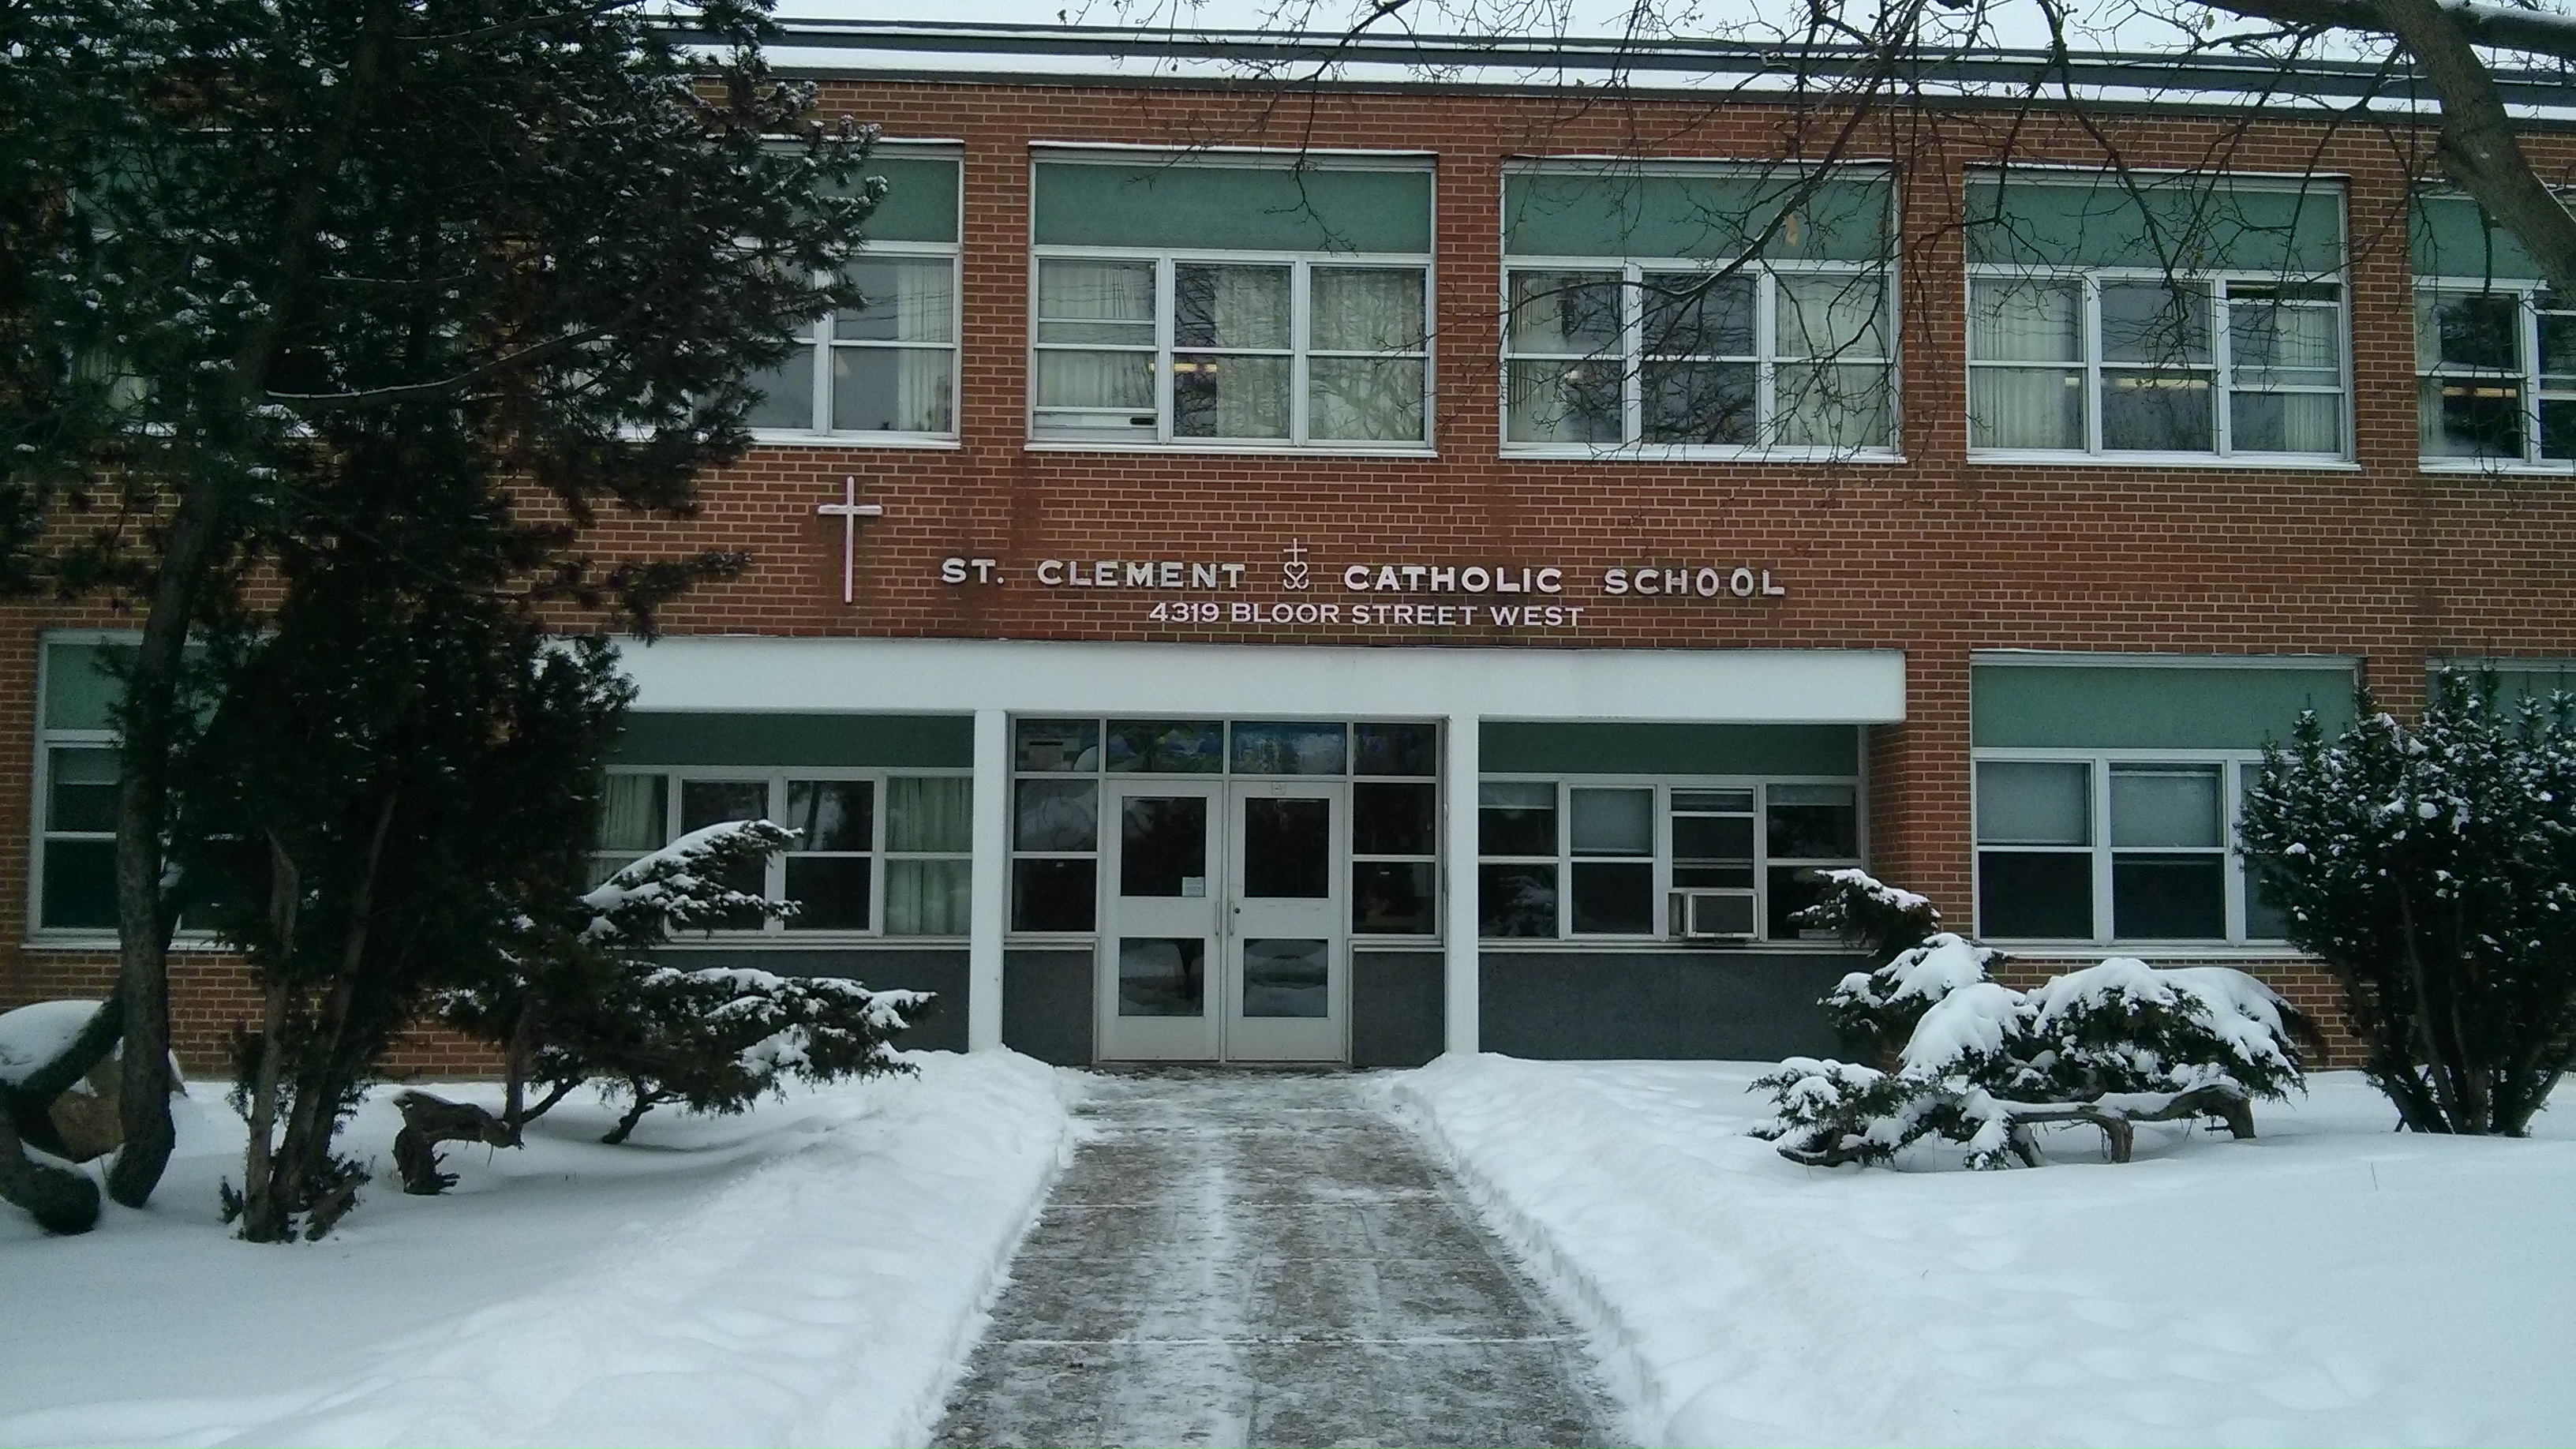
[1096,781,1222,1061]
[1225,781,1346,1061]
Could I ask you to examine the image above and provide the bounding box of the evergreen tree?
[0,0,874,1211]
[2237,674,2576,1136]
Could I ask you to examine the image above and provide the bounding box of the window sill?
[1024,440,1438,459]
[1971,941,2309,960]
[657,934,970,949]
[1476,938,1853,951]
[749,431,960,451]
[1968,451,2360,471]
[1500,446,1908,466]
[2417,459,2576,477]
[23,932,230,953]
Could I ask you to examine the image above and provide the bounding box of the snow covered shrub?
[1794,869,2003,1059]
[1821,930,2003,1062]
[440,819,930,1155]
[1795,867,1945,964]
[1758,950,2312,1170]
[2239,673,2576,1136]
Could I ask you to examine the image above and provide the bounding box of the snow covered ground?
[1388,1057,2576,1448]
[0,1051,1071,1449]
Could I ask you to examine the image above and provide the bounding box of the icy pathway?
[932,1069,1619,1449]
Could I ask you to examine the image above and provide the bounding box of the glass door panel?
[1226,781,1346,1061]
[1097,781,1222,1060]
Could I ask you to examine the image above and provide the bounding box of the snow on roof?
[695,13,2576,127]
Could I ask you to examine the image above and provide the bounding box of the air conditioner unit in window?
[1672,889,1758,942]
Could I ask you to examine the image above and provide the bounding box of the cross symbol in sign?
[816,476,886,605]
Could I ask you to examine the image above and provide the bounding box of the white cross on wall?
[817,476,886,605]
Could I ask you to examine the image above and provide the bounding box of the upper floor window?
[2413,193,2576,467]
[1965,172,2348,462]
[1028,155,1433,450]
[748,149,960,444]
[1501,164,1896,456]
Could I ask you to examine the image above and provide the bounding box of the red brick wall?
[7,78,2571,1073]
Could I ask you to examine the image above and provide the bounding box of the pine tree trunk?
[108,0,405,1211]
[236,975,297,1243]
[601,1084,663,1145]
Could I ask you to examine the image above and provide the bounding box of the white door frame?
[1223,778,1348,1062]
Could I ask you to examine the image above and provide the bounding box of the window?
[32,640,129,934]
[1029,157,1434,448]
[595,769,972,936]
[747,152,960,442]
[1973,756,2281,943]
[30,637,224,937]
[1008,717,1440,935]
[1965,173,2348,459]
[1475,779,1862,941]
[1502,165,1895,455]
[2413,193,2576,466]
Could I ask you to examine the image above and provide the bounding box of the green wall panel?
[615,713,973,769]
[1972,664,2357,750]
[1966,176,2343,274]
[1504,170,1889,262]
[1480,721,1859,776]
[1034,163,1432,253]
[42,642,125,732]
[856,156,960,244]
[2412,194,2542,282]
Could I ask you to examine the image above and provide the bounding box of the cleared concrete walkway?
[931,1070,1619,1449]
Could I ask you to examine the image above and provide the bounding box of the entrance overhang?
[615,637,1906,1064]
[617,637,1909,722]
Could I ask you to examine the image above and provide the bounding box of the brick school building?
[8,21,2574,1070]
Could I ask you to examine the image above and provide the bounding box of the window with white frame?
[31,639,137,934]
[747,152,960,441]
[1501,164,1896,454]
[1964,172,2348,459]
[1005,717,1441,935]
[1973,755,2287,943]
[1475,778,1863,940]
[593,769,972,935]
[1028,156,1434,448]
[2413,194,2576,465]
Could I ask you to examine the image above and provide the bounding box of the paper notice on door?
[1181,876,1207,897]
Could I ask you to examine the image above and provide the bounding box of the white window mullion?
[1754,268,1777,444]
[1623,264,1645,446]
[1155,258,1177,444]
[2222,758,2248,942]
[1290,260,1312,446]
[808,295,833,435]
[2212,277,2234,457]
[2093,757,2115,945]
[2084,274,2106,457]
[2525,289,2546,466]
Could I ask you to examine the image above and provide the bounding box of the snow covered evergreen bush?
[2237,672,2576,1136]
[1795,868,1998,1058]
[1760,931,2313,1169]
[438,819,929,1159]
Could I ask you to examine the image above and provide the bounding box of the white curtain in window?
[1040,260,1153,324]
[1312,268,1424,352]
[888,777,972,852]
[598,775,665,852]
[1971,279,2084,448]
[885,859,971,934]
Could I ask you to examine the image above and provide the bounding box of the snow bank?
[0,1050,1072,1448]
[0,1000,101,1087]
[1388,1055,2576,1447]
